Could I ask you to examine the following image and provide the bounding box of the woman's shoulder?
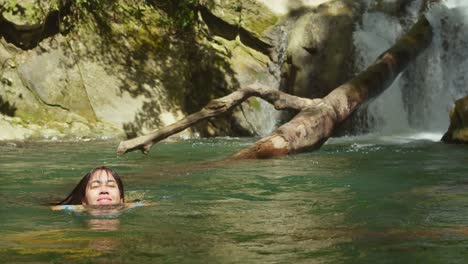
[51,202,158,211]
[51,204,85,212]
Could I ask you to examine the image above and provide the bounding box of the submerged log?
[117,16,433,158]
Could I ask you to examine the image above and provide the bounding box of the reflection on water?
[0,138,467,263]
[88,218,120,231]
[2,228,117,260]
[88,237,120,252]
[85,207,122,232]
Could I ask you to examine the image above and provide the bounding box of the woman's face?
[83,169,122,205]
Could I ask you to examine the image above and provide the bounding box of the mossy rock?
[207,0,278,38]
[442,96,468,144]
[455,96,468,127]
[452,128,468,142]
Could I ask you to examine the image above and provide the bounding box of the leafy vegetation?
[65,0,205,33]
[148,0,200,30]
[0,0,206,33]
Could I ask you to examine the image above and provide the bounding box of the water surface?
[0,136,467,263]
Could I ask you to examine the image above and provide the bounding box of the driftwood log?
[117,16,433,159]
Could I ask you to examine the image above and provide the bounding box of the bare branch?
[117,83,314,154]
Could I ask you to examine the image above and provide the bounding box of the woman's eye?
[107,184,116,188]
[91,184,99,189]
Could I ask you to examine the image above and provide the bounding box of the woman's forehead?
[89,169,116,182]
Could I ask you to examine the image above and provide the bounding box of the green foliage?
[63,0,200,34]
[150,0,200,31]
[69,0,112,19]
[75,0,101,8]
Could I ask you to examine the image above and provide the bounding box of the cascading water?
[416,0,468,130]
[353,7,407,134]
[353,0,467,139]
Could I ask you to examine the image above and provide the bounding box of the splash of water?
[353,0,467,136]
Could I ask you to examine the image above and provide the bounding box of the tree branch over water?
[116,84,314,154]
[117,16,433,158]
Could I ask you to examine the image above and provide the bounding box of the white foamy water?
[327,131,444,146]
[257,0,333,15]
[353,0,468,135]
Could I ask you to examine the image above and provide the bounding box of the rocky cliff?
[0,0,289,140]
[3,0,429,142]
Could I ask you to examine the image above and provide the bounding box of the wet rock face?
[195,0,285,137]
[0,33,140,140]
[0,0,285,140]
[371,0,414,16]
[205,0,278,45]
[0,0,373,140]
[442,96,468,144]
[0,1,173,140]
[281,0,362,99]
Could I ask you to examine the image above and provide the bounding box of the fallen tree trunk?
[117,16,433,158]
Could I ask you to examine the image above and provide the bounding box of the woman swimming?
[52,166,152,211]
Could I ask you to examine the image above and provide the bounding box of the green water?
[0,136,467,263]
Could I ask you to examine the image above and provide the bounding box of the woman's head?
[59,166,124,205]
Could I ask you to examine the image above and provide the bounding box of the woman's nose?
[99,188,109,195]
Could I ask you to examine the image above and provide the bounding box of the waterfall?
[353,9,407,134]
[353,0,468,137]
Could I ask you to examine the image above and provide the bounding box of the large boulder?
[442,96,468,144]
[0,36,122,140]
[281,0,362,99]
[197,0,286,136]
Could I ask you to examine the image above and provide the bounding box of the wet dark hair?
[58,166,125,205]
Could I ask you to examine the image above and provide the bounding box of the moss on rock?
[283,0,362,99]
[0,0,284,140]
[1,0,58,25]
[206,0,279,42]
[442,96,468,144]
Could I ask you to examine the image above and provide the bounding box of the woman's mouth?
[97,197,113,204]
